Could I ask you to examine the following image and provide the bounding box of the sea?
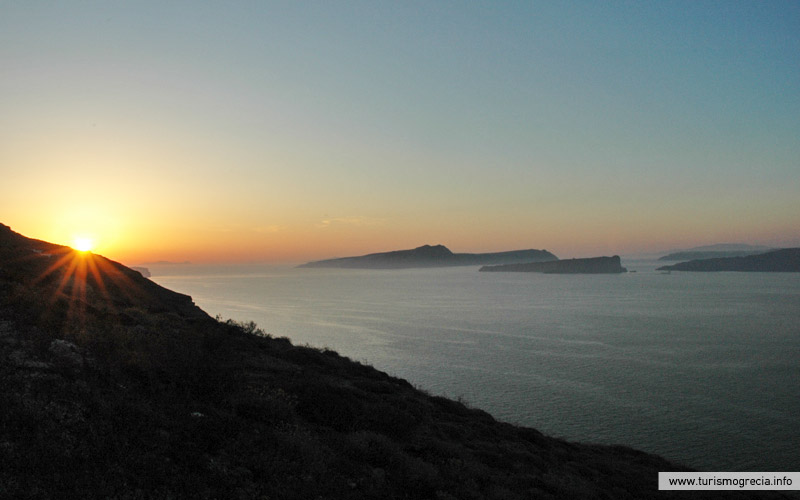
[147,259,800,472]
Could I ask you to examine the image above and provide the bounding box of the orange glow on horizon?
[8,202,799,265]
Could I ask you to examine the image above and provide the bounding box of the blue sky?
[1,1,798,262]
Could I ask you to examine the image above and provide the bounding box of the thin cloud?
[316,216,385,229]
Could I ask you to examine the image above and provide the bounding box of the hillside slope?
[0,224,783,499]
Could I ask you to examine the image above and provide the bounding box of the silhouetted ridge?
[381,244,454,260]
[0,223,209,323]
[299,244,557,269]
[657,248,800,272]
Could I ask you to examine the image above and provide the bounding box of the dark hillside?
[0,224,786,499]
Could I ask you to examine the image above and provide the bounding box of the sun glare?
[73,237,94,253]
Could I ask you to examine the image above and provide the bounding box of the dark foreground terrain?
[0,224,786,499]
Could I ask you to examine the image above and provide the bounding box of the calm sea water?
[149,260,800,472]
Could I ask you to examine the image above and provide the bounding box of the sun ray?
[27,246,145,332]
[86,255,112,304]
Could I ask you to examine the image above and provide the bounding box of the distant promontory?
[657,243,773,261]
[480,256,627,274]
[656,248,800,272]
[298,244,558,269]
[657,250,774,261]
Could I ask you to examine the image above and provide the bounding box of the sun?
[72,236,95,253]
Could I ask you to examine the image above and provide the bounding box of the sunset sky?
[2,1,798,264]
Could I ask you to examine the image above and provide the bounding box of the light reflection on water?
[151,261,800,471]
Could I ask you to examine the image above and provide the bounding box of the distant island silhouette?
[657,243,773,261]
[657,248,800,272]
[298,244,558,269]
[658,250,774,261]
[480,255,627,274]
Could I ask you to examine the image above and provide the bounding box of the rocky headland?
[0,223,783,499]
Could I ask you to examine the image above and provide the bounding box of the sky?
[2,1,799,263]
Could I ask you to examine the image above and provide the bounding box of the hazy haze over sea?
[150,260,800,472]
